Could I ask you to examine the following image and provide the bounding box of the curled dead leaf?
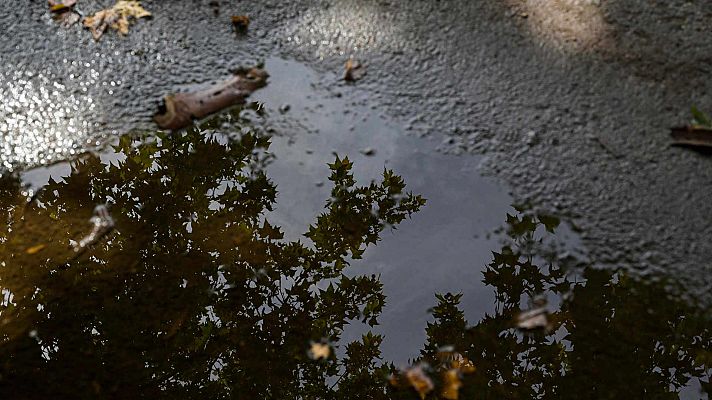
[344,58,366,82]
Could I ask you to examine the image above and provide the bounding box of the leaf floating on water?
[344,58,366,82]
[83,0,152,41]
[391,364,434,399]
[71,205,115,254]
[25,244,47,255]
[441,369,462,400]
[308,342,331,360]
[516,305,549,331]
[404,364,434,400]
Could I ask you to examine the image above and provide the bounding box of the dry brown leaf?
[231,15,250,32]
[344,58,366,82]
[83,0,151,41]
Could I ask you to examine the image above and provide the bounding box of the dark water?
[0,59,710,399]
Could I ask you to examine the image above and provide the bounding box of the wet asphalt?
[1,0,711,301]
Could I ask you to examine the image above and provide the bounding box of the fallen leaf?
[48,0,80,27]
[25,244,47,255]
[344,58,366,82]
[308,342,331,360]
[231,15,250,32]
[450,353,476,374]
[404,364,434,400]
[83,0,151,41]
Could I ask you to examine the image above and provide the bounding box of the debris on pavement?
[154,67,269,130]
[670,107,712,148]
[343,58,366,82]
[83,0,151,41]
[48,0,77,13]
[70,205,115,254]
[231,15,250,33]
[48,0,81,27]
[208,1,220,16]
[359,147,376,156]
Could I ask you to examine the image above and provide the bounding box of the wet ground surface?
[1,0,711,398]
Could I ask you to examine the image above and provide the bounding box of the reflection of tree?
[0,125,424,399]
[1,127,710,399]
[415,214,712,399]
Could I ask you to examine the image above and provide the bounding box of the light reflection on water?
[0,68,100,174]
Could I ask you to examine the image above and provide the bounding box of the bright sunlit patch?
[0,69,97,173]
[284,2,401,58]
[509,0,612,52]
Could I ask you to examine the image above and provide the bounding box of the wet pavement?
[1,0,712,398]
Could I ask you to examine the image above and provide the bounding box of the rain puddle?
[0,59,709,399]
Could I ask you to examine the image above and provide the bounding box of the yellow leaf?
[25,244,46,255]
[404,365,434,400]
[441,369,462,400]
[83,1,151,41]
[308,342,330,360]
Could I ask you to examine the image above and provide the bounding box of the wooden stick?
[670,126,712,148]
[154,67,268,130]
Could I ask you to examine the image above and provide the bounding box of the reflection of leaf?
[83,0,151,41]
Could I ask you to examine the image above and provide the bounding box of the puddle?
[252,58,514,362]
[1,58,709,399]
